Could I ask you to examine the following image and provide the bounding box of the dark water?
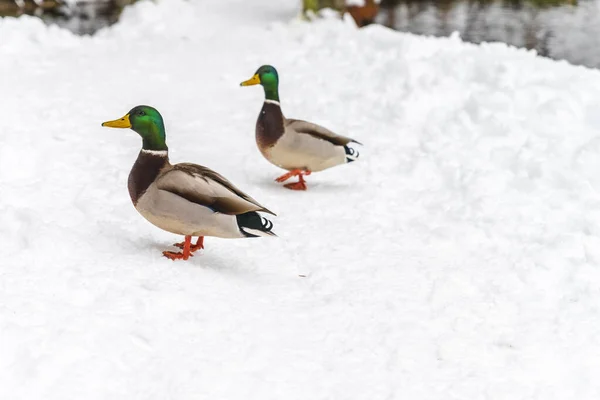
[2,0,598,68]
[377,0,600,68]
[0,0,131,35]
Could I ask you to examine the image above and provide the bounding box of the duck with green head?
[102,105,276,261]
[240,65,361,190]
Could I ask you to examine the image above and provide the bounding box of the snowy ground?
[2,0,600,399]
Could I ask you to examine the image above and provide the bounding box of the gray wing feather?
[286,119,362,146]
[155,163,276,216]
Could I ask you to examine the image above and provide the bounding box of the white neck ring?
[141,149,168,156]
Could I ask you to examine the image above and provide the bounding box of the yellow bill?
[102,114,131,128]
[240,74,261,86]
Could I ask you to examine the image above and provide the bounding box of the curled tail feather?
[237,212,276,238]
[344,145,360,163]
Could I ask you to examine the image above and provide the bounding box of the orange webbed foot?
[162,251,193,261]
[173,236,204,252]
[164,235,194,261]
[284,181,307,191]
[275,169,300,183]
[275,169,311,189]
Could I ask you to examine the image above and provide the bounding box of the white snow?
[347,0,382,6]
[2,0,600,399]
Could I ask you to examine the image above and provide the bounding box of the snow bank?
[1,0,600,399]
[347,0,382,6]
[381,0,600,69]
[0,15,78,52]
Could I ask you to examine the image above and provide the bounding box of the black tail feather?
[344,145,360,163]
[237,212,276,238]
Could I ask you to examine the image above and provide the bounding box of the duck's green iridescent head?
[240,65,280,102]
[102,105,168,151]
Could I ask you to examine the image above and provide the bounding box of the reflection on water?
[377,0,600,68]
[0,0,133,35]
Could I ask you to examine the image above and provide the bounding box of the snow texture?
[1,0,600,399]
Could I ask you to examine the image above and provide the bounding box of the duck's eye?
[137,110,145,116]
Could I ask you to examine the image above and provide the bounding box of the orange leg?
[173,236,204,252]
[163,235,193,261]
[275,169,311,190]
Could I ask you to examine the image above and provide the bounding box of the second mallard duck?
[102,105,276,261]
[241,65,361,190]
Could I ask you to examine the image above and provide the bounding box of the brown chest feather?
[256,102,285,150]
[128,151,169,205]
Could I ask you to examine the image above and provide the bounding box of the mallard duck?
[101,105,276,261]
[240,65,361,190]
